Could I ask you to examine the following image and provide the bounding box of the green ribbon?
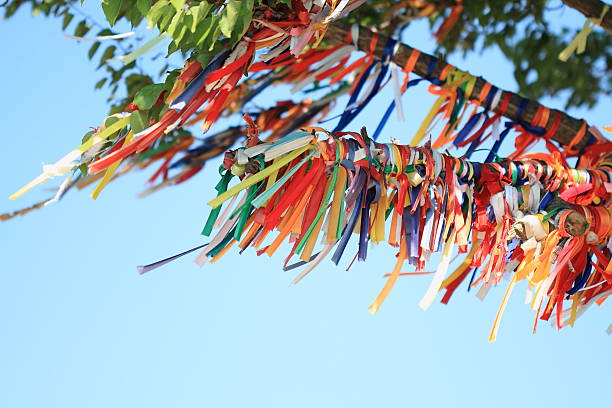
[233,182,263,241]
[205,227,237,258]
[201,169,233,236]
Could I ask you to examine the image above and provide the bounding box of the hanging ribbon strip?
[173,127,612,340]
[559,4,610,61]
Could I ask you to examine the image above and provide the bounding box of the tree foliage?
[3,0,609,111]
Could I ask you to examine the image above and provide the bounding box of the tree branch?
[562,0,612,33]
[325,22,601,151]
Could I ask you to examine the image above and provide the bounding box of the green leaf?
[130,110,149,134]
[74,20,90,37]
[146,0,170,28]
[207,23,222,51]
[124,73,154,97]
[78,163,89,178]
[220,0,254,43]
[136,0,151,16]
[126,6,143,27]
[189,2,212,32]
[183,13,194,34]
[171,25,188,50]
[98,45,116,68]
[170,0,185,12]
[194,16,215,47]
[195,51,213,69]
[97,28,115,37]
[88,41,101,59]
[95,78,107,89]
[104,116,120,129]
[102,0,124,27]
[166,10,184,38]
[158,7,177,32]
[81,130,95,144]
[62,12,73,30]
[148,101,166,123]
[133,84,167,110]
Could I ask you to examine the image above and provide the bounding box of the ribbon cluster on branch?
[137,127,612,340]
[5,1,611,337]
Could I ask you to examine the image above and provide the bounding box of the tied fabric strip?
[559,5,610,62]
[143,127,611,340]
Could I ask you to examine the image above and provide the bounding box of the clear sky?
[0,3,610,408]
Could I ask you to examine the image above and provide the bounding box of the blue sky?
[0,3,610,408]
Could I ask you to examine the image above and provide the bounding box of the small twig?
[68,3,146,75]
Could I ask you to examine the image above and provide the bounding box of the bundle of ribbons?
[10,0,605,206]
[5,0,612,338]
[9,1,365,202]
[144,127,612,341]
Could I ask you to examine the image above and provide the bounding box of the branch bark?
[325,22,600,151]
[562,0,612,33]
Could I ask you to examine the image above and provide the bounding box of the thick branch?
[325,22,598,151]
[562,0,612,33]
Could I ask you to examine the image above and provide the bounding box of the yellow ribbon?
[488,274,518,343]
[559,5,610,61]
[411,68,475,145]
[368,239,407,315]
[326,166,347,243]
[10,114,131,200]
[91,130,134,199]
[207,144,313,208]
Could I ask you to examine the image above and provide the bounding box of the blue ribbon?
[567,258,593,295]
[332,39,397,133]
[358,187,377,261]
[372,56,442,140]
[331,190,364,265]
[484,98,546,163]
